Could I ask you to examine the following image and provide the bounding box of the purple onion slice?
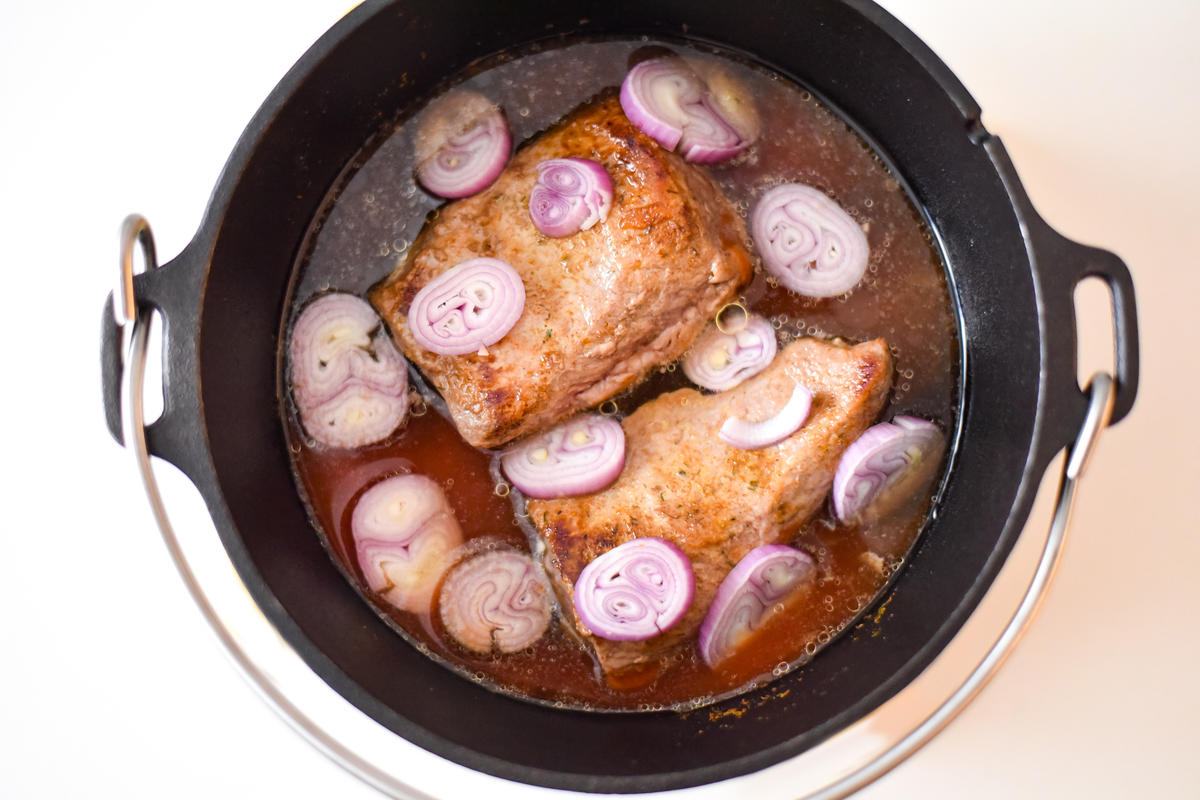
[528,158,614,238]
[619,58,701,151]
[682,313,778,391]
[719,383,814,450]
[832,416,945,523]
[619,57,753,163]
[438,548,552,654]
[414,91,511,199]
[302,387,410,451]
[407,257,526,356]
[289,293,409,449]
[500,414,625,499]
[698,545,815,667]
[352,474,463,614]
[573,538,694,642]
[751,183,870,298]
[688,58,761,148]
[677,97,745,164]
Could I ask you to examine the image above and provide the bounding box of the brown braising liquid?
[286,39,959,711]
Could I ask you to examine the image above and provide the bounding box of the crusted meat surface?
[370,95,752,449]
[529,337,894,679]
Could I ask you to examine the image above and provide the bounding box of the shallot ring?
[408,257,526,356]
[719,383,814,450]
[573,538,694,642]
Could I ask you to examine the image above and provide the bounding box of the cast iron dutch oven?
[101,0,1139,793]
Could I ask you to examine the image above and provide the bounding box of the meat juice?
[285,39,959,711]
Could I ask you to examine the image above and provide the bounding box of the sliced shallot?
[438,548,552,654]
[301,387,410,451]
[529,158,613,237]
[352,474,463,614]
[619,57,753,163]
[407,257,526,356]
[682,313,778,391]
[832,416,945,523]
[719,383,813,450]
[574,538,694,642]
[687,58,761,148]
[500,414,625,499]
[289,293,409,449]
[698,545,815,667]
[751,183,870,297]
[414,90,511,198]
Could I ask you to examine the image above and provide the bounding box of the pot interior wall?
[193,0,1043,792]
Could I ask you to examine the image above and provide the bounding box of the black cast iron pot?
[101,0,1139,793]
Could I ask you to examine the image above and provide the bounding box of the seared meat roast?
[529,337,894,679]
[370,95,752,449]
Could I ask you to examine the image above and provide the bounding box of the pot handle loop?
[102,214,208,478]
[111,214,420,800]
[1030,216,1138,462]
[102,215,158,447]
[1083,249,1137,427]
[114,215,157,329]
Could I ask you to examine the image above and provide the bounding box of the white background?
[2,0,1197,797]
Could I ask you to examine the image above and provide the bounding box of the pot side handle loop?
[101,215,208,479]
[1068,242,1138,425]
[108,213,428,800]
[1029,215,1139,458]
[102,215,156,446]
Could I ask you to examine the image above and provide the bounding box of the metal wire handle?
[803,369,1114,799]
[115,215,1115,800]
[114,215,431,799]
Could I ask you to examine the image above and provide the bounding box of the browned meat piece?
[370,95,752,449]
[529,337,893,680]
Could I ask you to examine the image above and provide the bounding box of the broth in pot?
[283,38,958,712]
